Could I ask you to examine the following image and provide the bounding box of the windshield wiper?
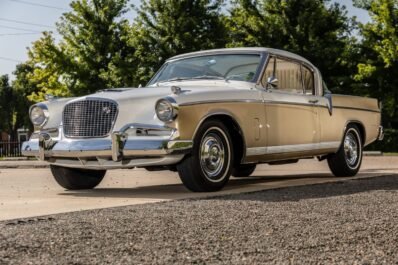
[157,75,224,85]
[156,77,192,84]
[191,75,225,80]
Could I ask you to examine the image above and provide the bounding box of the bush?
[365,129,398,152]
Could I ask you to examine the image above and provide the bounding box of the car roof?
[167,47,314,67]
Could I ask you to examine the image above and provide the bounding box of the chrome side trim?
[263,100,329,109]
[179,99,263,107]
[334,106,381,113]
[179,99,330,109]
[246,141,340,156]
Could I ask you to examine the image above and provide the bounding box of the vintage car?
[22,48,383,192]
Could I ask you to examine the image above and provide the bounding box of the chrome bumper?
[378,125,384,141]
[22,131,192,169]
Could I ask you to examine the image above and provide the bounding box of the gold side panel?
[176,102,266,148]
[265,103,318,146]
[319,107,380,146]
[332,94,379,112]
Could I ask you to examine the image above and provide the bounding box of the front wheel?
[50,165,106,190]
[177,120,233,192]
[327,125,363,177]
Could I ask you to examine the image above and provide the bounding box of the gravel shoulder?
[1,175,398,264]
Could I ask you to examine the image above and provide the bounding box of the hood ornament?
[171,86,182,95]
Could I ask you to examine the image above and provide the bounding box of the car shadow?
[57,172,397,201]
[212,174,398,203]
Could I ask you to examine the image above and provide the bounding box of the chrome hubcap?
[200,133,225,180]
[344,132,358,166]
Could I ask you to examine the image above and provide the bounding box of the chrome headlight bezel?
[155,97,179,122]
[29,103,49,127]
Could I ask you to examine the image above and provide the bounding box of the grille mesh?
[63,99,118,138]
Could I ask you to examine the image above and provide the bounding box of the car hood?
[43,80,255,131]
[88,80,254,102]
[90,81,254,129]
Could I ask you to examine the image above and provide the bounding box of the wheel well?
[347,122,366,145]
[200,115,245,166]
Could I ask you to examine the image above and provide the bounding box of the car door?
[261,56,320,155]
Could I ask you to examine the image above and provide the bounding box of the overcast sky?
[0,0,371,79]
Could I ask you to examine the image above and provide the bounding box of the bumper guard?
[22,124,193,168]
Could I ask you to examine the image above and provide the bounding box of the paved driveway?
[0,156,397,221]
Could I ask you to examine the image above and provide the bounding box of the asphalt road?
[1,157,398,264]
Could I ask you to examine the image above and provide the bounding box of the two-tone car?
[22,48,383,192]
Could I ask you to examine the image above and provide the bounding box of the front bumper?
[22,127,192,169]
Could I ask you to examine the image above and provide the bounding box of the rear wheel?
[177,120,233,192]
[327,125,363,177]
[50,165,106,190]
[232,164,256,177]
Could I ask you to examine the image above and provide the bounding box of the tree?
[354,0,398,128]
[12,63,39,132]
[131,0,227,84]
[26,33,69,102]
[358,0,398,68]
[353,0,372,9]
[226,0,357,92]
[0,75,14,138]
[27,0,137,100]
[0,74,30,140]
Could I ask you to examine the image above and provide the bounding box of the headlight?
[155,97,178,122]
[29,103,49,127]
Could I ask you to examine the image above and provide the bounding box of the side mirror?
[266,76,278,89]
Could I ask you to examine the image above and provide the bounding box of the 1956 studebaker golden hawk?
[22,48,384,192]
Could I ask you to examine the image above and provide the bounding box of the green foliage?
[361,0,398,68]
[27,0,137,100]
[226,0,357,92]
[12,63,38,132]
[27,33,69,102]
[366,129,398,152]
[352,0,372,9]
[354,0,398,128]
[0,75,13,134]
[0,74,31,139]
[131,0,227,84]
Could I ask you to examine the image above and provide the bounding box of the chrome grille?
[63,99,118,138]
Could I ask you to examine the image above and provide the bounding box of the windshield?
[148,54,262,86]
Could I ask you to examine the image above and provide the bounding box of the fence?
[0,141,23,157]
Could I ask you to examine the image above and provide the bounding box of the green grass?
[383,153,398,156]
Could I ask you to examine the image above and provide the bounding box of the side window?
[274,58,303,93]
[302,65,314,95]
[262,56,275,86]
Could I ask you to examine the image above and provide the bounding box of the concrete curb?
[0,160,49,169]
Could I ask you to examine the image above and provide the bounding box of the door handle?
[308,99,319,104]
